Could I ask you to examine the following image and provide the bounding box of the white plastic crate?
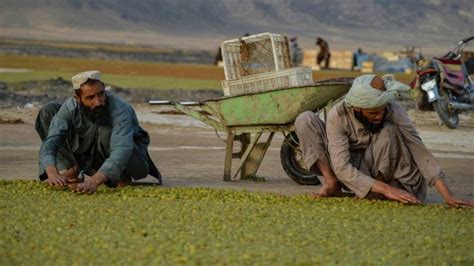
[221,67,314,96]
[221,32,292,80]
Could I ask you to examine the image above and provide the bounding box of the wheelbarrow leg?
[239,133,251,176]
[223,129,235,182]
[232,131,263,180]
[241,132,275,179]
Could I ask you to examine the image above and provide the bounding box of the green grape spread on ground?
[0,180,472,265]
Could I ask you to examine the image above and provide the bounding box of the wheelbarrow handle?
[149,100,171,105]
[149,100,199,106]
[149,100,225,131]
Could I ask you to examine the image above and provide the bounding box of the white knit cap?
[71,70,102,90]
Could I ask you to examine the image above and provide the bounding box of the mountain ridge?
[0,0,473,55]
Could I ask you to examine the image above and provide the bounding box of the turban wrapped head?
[344,74,410,109]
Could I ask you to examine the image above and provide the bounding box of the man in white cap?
[294,74,473,207]
[35,70,162,194]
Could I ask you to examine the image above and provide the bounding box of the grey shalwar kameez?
[295,101,444,200]
[36,92,161,186]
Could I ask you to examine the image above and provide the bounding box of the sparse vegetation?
[0,39,179,54]
[0,70,221,90]
[0,54,415,90]
[0,55,223,80]
[0,55,222,89]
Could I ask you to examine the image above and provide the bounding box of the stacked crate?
[301,49,320,70]
[329,50,354,70]
[220,32,314,96]
[221,67,314,96]
[379,51,400,62]
[361,61,375,73]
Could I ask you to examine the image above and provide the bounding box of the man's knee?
[295,111,319,128]
[96,126,113,156]
[368,123,401,155]
[38,103,61,119]
[127,149,149,180]
[377,123,399,141]
[97,126,112,142]
[128,163,148,180]
[35,103,62,139]
[295,111,320,132]
[367,123,406,177]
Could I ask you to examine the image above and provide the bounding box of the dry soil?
[0,104,473,204]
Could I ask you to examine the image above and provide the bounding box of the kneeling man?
[295,74,473,207]
[36,70,161,194]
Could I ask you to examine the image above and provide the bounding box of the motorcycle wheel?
[433,89,459,129]
[280,132,321,186]
[415,88,434,111]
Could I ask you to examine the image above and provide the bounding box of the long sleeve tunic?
[326,101,444,197]
[39,92,156,183]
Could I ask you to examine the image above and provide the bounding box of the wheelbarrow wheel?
[280,132,321,186]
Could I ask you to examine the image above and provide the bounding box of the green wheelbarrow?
[149,78,352,185]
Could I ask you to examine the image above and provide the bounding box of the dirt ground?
[0,104,473,204]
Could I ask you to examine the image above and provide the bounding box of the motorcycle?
[412,36,474,129]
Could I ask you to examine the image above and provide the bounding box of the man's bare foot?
[61,166,83,183]
[310,180,342,198]
[65,173,84,191]
[117,176,132,187]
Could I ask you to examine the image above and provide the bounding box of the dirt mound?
[0,78,73,107]
[0,117,24,124]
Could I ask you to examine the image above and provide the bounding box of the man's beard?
[80,103,109,126]
[354,110,386,134]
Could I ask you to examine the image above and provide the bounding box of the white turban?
[345,74,410,108]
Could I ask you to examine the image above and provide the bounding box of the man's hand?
[73,178,99,194]
[45,165,67,186]
[47,173,68,187]
[73,172,108,194]
[435,179,474,208]
[371,180,420,204]
[443,196,474,208]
